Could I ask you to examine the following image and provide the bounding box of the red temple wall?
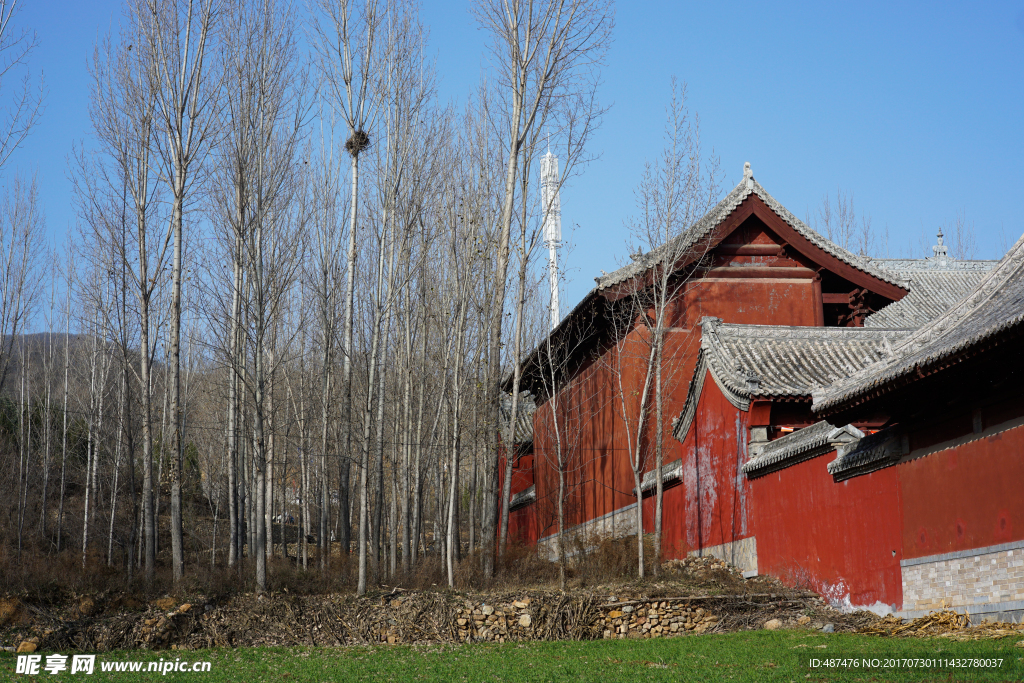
[899,420,1024,560]
[661,371,753,554]
[520,276,818,542]
[751,454,903,608]
[508,504,538,546]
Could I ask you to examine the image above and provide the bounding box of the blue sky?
[10,0,1024,310]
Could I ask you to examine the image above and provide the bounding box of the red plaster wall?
[667,278,819,329]
[499,447,539,546]
[514,214,833,548]
[899,421,1024,559]
[529,340,637,541]
[751,453,903,608]
[675,371,753,553]
[508,504,538,546]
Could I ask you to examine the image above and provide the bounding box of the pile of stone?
[450,596,721,643]
[455,599,535,643]
[662,556,743,581]
[601,601,720,639]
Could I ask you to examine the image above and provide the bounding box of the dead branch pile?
[5,587,847,652]
[859,609,1024,641]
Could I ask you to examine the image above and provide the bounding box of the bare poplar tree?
[624,80,720,571]
[75,23,167,582]
[0,0,43,172]
[434,131,480,587]
[0,174,43,393]
[306,118,348,570]
[310,0,385,584]
[139,0,221,583]
[214,0,307,591]
[474,0,613,574]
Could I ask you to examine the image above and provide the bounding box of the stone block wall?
[901,541,1024,614]
[599,601,721,639]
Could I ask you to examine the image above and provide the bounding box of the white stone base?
[536,504,639,561]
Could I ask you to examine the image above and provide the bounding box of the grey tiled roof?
[595,166,904,292]
[700,318,911,401]
[826,427,909,481]
[813,231,1024,413]
[866,256,998,273]
[638,458,683,495]
[864,271,990,329]
[509,485,536,511]
[742,421,863,477]
[499,392,536,445]
[672,318,912,441]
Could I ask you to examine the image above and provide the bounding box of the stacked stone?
[602,601,720,639]
[451,597,720,643]
[455,599,534,643]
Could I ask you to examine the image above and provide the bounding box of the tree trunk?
[169,185,185,583]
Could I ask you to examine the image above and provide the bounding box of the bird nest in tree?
[345,130,370,156]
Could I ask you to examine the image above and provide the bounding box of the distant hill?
[0,333,127,399]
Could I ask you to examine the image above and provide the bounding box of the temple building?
[500,164,1018,620]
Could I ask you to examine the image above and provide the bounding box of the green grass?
[3,631,1022,682]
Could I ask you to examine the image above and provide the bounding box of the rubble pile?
[662,555,744,582]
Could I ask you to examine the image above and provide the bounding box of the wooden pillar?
[812,272,825,327]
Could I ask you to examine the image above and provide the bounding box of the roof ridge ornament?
[933,228,949,265]
[700,316,723,330]
[745,371,761,394]
[743,161,753,189]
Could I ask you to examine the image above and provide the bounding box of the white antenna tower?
[541,146,562,331]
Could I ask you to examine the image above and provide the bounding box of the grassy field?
[3,630,1022,682]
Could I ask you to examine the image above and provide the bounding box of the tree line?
[0,0,613,594]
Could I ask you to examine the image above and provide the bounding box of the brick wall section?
[901,542,1024,612]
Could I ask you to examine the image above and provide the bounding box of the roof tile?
[814,231,1024,413]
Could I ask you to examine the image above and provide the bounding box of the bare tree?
[432,126,482,587]
[476,0,613,573]
[310,0,385,586]
[0,0,43,172]
[75,23,167,582]
[306,117,348,570]
[0,174,43,393]
[606,81,721,577]
[0,0,43,399]
[139,0,221,583]
[213,0,307,591]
